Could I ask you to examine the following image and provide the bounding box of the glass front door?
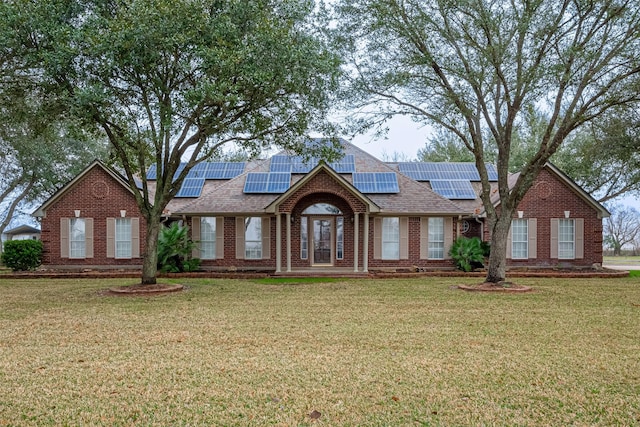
[312,218,332,265]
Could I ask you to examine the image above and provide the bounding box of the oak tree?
[334,0,640,283]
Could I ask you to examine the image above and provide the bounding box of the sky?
[346,115,640,211]
[348,115,431,161]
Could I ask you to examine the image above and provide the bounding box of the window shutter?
[131,218,140,258]
[399,217,409,259]
[106,218,115,258]
[420,218,429,259]
[550,218,559,259]
[506,222,512,260]
[85,218,94,258]
[373,217,382,259]
[528,218,537,259]
[235,217,245,259]
[262,217,271,259]
[575,218,584,259]
[191,217,201,259]
[444,217,453,259]
[216,217,224,259]
[60,218,69,258]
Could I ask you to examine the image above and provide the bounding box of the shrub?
[449,237,485,272]
[157,222,199,273]
[1,240,43,271]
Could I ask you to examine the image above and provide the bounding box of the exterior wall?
[367,216,456,269]
[40,166,146,268]
[488,168,604,268]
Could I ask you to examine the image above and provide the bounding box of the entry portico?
[265,163,380,273]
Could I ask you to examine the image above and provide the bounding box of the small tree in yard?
[4,0,342,285]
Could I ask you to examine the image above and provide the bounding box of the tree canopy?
[4,0,342,283]
[334,0,640,283]
[0,7,107,237]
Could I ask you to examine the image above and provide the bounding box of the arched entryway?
[301,203,344,266]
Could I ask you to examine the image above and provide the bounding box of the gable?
[34,162,137,218]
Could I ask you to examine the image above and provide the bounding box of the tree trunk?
[141,215,162,285]
[485,212,513,284]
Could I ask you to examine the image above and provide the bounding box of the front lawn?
[0,277,639,426]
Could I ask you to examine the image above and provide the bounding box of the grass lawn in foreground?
[0,276,639,426]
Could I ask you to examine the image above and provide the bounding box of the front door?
[312,218,332,265]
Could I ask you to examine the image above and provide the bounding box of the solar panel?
[243,172,291,193]
[269,155,295,173]
[146,162,245,181]
[330,154,356,173]
[186,162,208,178]
[352,172,399,193]
[146,164,158,179]
[205,162,246,179]
[398,162,498,181]
[430,180,477,199]
[175,177,205,198]
[270,154,356,174]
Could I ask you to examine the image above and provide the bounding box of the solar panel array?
[146,162,245,180]
[146,162,246,198]
[243,173,292,193]
[429,180,477,199]
[398,162,498,181]
[352,172,400,193]
[269,155,356,174]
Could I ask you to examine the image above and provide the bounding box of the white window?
[428,217,445,259]
[336,217,344,260]
[382,217,400,260]
[115,218,132,258]
[558,219,575,259]
[300,216,308,259]
[511,219,528,259]
[69,218,86,258]
[245,217,262,259]
[200,217,216,260]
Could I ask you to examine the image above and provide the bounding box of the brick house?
[33,140,609,272]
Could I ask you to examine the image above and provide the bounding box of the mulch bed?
[457,282,534,293]
[107,283,184,295]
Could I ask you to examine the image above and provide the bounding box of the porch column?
[286,213,292,272]
[353,213,359,272]
[276,213,282,273]
[363,212,369,272]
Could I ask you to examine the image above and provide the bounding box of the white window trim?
[245,217,262,260]
[381,217,400,260]
[69,218,86,259]
[428,217,445,260]
[200,217,217,260]
[115,218,132,259]
[511,219,528,260]
[558,218,575,260]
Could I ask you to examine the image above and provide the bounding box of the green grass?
[1,276,639,426]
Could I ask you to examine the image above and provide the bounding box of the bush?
[157,222,200,273]
[449,237,485,272]
[1,240,43,271]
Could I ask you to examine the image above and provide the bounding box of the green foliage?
[1,240,43,271]
[157,223,199,273]
[2,0,342,283]
[449,237,485,272]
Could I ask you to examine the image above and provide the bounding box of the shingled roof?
[172,140,469,216]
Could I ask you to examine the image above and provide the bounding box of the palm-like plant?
[157,222,200,273]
